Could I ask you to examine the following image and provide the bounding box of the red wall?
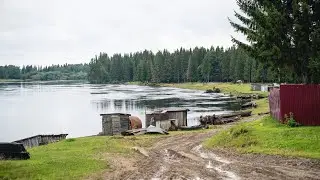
[280,84,320,126]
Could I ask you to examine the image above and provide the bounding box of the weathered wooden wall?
[14,134,68,148]
[101,113,130,135]
[146,110,188,128]
[269,88,281,121]
[145,113,169,127]
[156,119,178,130]
[167,111,187,127]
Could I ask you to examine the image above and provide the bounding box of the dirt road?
[102,118,320,180]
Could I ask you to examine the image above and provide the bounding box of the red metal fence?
[269,84,320,126]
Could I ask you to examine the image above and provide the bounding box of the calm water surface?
[0,82,240,142]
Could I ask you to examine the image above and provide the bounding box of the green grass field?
[0,129,214,180]
[0,135,160,180]
[204,116,320,159]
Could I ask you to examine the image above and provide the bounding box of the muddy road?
[102,117,320,180]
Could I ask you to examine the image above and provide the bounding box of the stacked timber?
[199,111,252,126]
[241,101,257,109]
[237,94,265,100]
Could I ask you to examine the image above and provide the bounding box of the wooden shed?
[155,119,178,131]
[14,134,68,148]
[100,113,131,136]
[145,111,169,127]
[145,108,189,129]
[163,109,189,127]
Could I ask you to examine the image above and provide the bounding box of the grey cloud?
[0,0,243,65]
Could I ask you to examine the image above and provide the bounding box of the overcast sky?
[0,0,244,66]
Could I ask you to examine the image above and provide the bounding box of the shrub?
[205,89,214,93]
[213,88,221,93]
[230,126,249,138]
[65,138,76,142]
[205,87,221,93]
[285,112,301,127]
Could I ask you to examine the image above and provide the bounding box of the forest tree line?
[87,46,297,84]
[0,64,89,81]
[88,0,320,84]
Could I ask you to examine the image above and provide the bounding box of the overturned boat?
[0,142,30,160]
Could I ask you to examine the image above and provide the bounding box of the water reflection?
[0,83,240,142]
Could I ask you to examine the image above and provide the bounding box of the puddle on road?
[206,161,214,169]
[151,149,169,180]
[151,165,166,180]
[193,145,240,180]
[214,166,239,180]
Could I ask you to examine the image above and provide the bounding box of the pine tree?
[201,50,214,82]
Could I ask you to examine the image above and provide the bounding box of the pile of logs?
[199,111,252,126]
[205,87,221,93]
[236,94,265,100]
[241,101,257,109]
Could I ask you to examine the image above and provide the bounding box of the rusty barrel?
[129,116,142,129]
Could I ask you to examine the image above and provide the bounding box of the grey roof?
[147,108,190,115]
[100,113,131,116]
[161,108,190,113]
[14,134,68,142]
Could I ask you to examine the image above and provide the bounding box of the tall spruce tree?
[230,0,320,83]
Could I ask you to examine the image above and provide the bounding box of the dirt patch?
[86,154,139,180]
[94,116,320,180]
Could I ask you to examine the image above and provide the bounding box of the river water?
[0,82,240,142]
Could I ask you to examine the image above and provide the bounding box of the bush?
[205,89,214,93]
[205,87,221,93]
[148,82,160,87]
[284,112,301,127]
[65,138,76,142]
[230,126,249,138]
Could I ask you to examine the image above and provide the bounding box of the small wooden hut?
[100,113,131,135]
[145,111,169,127]
[163,109,189,127]
[145,108,189,129]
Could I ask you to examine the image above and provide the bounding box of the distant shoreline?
[0,79,88,84]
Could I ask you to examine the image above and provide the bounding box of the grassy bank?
[160,83,269,114]
[0,129,212,180]
[204,116,320,159]
[0,79,22,83]
[0,135,160,180]
[161,82,268,96]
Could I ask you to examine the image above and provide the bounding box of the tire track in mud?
[102,116,320,180]
[192,145,239,180]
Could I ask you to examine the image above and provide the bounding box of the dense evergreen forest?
[88,46,294,84]
[0,64,89,81]
[88,0,320,84]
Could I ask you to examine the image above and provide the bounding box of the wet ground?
[100,116,320,180]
